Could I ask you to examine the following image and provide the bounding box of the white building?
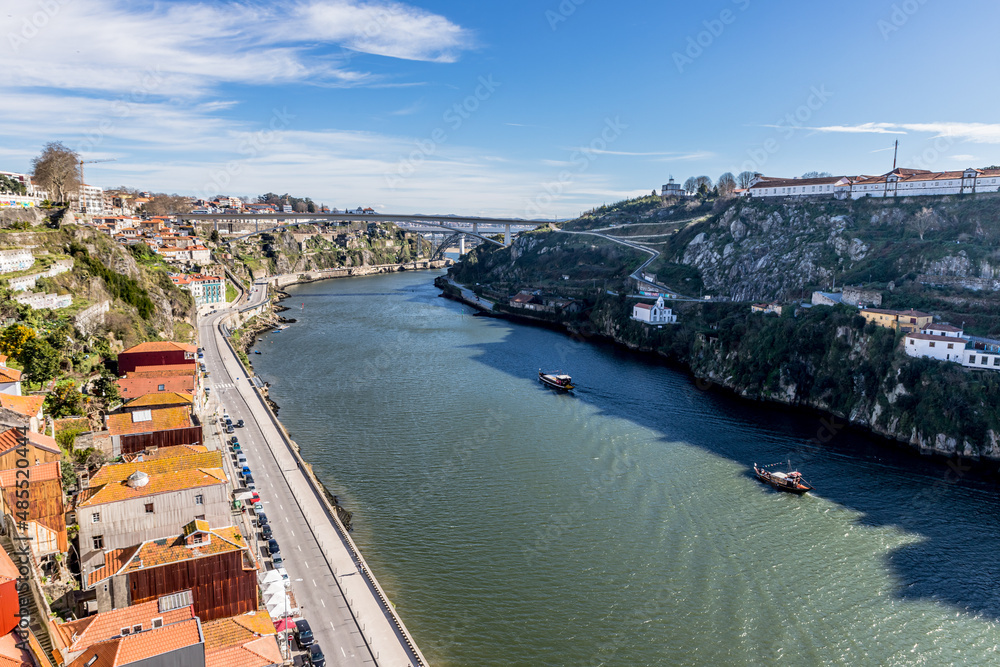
[632,295,678,325]
[747,175,847,199]
[661,177,689,198]
[0,356,22,396]
[964,347,1000,371]
[14,291,72,310]
[0,249,34,274]
[904,332,966,362]
[79,184,105,216]
[748,167,1000,201]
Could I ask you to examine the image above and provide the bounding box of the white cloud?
[787,122,1000,145]
[1,0,473,97]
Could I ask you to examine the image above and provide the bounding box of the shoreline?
[436,279,1000,476]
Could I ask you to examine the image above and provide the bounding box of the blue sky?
[2,0,1000,217]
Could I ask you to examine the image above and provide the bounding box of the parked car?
[241,465,251,477]
[272,552,283,567]
[267,538,280,554]
[225,424,234,434]
[250,491,261,505]
[261,523,272,540]
[232,442,241,453]
[255,510,268,526]
[230,436,239,444]
[295,620,314,648]
[244,474,255,490]
[222,413,230,423]
[308,643,325,666]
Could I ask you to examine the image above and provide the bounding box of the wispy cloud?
[775,121,1000,144]
[1,0,474,97]
[563,148,713,160]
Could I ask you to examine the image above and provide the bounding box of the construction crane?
[79,157,116,186]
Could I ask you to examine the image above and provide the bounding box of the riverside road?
[198,288,425,667]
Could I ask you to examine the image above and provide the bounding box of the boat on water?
[254,350,261,355]
[753,462,813,495]
[539,370,574,391]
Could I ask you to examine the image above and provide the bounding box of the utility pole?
[892,140,898,171]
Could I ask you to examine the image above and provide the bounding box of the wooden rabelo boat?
[539,370,574,391]
[753,462,813,495]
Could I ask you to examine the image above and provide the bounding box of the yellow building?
[860,308,933,333]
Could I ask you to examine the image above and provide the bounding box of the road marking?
[341,647,346,657]
[297,544,301,551]
[312,579,316,587]
[304,561,309,569]
[321,598,326,608]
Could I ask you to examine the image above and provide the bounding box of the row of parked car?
[223,408,325,666]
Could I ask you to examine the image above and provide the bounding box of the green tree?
[20,337,60,386]
[209,229,220,244]
[46,380,85,418]
[93,367,120,403]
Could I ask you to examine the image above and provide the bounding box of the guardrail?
[214,307,426,666]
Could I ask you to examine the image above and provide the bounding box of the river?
[252,270,1000,666]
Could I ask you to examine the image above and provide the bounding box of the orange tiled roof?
[202,611,275,651]
[117,376,195,397]
[128,366,197,378]
[0,461,59,487]
[88,526,248,587]
[51,601,193,653]
[0,367,21,383]
[124,392,193,409]
[121,444,208,464]
[67,618,203,667]
[105,406,193,437]
[205,635,282,667]
[120,342,196,355]
[0,632,33,667]
[0,428,60,456]
[90,450,222,486]
[78,467,226,508]
[0,395,43,419]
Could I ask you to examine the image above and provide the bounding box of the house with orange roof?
[77,457,230,578]
[104,405,202,456]
[0,357,22,396]
[860,308,933,333]
[0,630,34,667]
[0,460,66,560]
[65,616,205,667]
[87,522,258,622]
[0,428,60,469]
[121,444,207,463]
[51,600,195,666]
[117,342,197,375]
[117,375,196,400]
[0,394,44,433]
[201,611,281,667]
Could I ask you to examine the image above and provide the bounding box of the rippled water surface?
[252,271,1000,666]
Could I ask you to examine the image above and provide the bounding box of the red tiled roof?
[0,632,33,667]
[67,618,203,667]
[905,332,963,343]
[0,461,59,487]
[52,601,193,653]
[0,395,43,419]
[130,365,197,376]
[205,636,282,667]
[923,323,963,333]
[117,376,195,397]
[121,342,196,355]
[0,542,18,582]
[749,176,845,190]
[202,611,275,651]
[105,406,193,437]
[634,303,653,310]
[0,367,21,383]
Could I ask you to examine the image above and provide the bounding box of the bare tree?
[911,207,935,241]
[802,171,833,178]
[32,141,80,204]
[294,201,307,213]
[717,172,737,196]
[694,175,713,192]
[682,177,698,195]
[737,171,759,189]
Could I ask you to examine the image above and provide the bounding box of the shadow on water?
[447,302,1000,620]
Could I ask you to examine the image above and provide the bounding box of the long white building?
[747,167,1000,200]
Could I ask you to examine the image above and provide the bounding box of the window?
[145,503,154,514]
[93,535,104,550]
[193,534,203,544]
[120,627,131,636]
[151,618,163,629]
[984,357,990,365]
[948,343,954,349]
[929,342,935,348]
[195,514,205,521]
[194,494,203,505]
[92,512,100,523]
[132,624,142,633]
[908,339,914,345]
[970,355,977,364]
[157,384,165,391]
[994,358,999,367]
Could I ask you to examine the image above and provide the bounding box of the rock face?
[673,197,1000,301]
